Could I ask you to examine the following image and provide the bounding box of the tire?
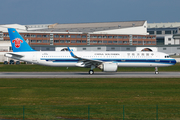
[16,61,20,65]
[89,70,94,75]
[10,60,14,65]
[3,61,8,65]
[155,71,159,74]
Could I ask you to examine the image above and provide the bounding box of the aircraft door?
[32,53,37,62]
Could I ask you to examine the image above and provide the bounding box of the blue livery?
[67,47,75,57]
[40,58,176,65]
[8,28,35,52]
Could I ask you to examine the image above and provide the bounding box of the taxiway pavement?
[0,72,180,78]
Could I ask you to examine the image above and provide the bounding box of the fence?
[0,105,180,120]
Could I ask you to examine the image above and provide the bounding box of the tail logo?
[12,38,23,48]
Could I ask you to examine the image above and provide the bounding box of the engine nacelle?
[98,63,118,72]
[75,62,85,67]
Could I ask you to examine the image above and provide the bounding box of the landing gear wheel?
[89,70,94,75]
[155,67,159,75]
[155,71,159,74]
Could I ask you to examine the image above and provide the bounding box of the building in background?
[0,21,180,56]
[147,22,180,45]
[173,33,180,44]
[1,21,156,46]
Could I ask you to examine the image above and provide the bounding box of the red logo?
[12,38,23,48]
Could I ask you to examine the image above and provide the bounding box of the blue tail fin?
[8,28,35,52]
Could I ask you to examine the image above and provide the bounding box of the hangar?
[1,21,156,46]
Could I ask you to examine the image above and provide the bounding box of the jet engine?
[98,63,118,72]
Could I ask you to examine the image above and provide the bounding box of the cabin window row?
[127,53,154,56]
[41,55,119,58]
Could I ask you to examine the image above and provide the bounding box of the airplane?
[5,28,176,75]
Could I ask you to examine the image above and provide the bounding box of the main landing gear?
[89,65,95,75]
[155,67,159,74]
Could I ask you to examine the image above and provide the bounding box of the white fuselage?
[6,51,176,68]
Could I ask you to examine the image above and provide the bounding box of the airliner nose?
[173,59,177,65]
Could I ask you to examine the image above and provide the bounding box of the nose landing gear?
[89,70,94,75]
[155,67,159,74]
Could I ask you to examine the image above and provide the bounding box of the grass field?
[0,78,180,119]
[0,62,180,119]
[0,63,180,72]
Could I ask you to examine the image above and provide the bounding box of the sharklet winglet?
[67,47,77,58]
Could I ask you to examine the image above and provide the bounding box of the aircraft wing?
[67,47,103,67]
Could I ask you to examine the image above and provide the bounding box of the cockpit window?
[165,56,170,58]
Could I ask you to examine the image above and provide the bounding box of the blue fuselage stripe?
[40,58,176,65]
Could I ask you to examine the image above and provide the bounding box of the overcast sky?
[0,0,179,25]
